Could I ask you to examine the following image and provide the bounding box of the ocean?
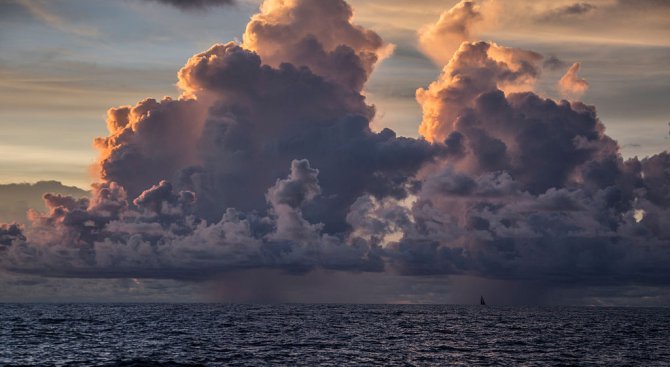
[1,304,669,366]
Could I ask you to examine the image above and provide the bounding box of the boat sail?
[480,296,486,306]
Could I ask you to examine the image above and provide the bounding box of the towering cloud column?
[416,41,543,143]
[94,0,437,232]
[243,0,393,91]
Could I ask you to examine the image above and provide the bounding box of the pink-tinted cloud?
[417,0,484,66]
[558,62,590,99]
[143,0,235,10]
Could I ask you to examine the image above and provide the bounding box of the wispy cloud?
[558,62,590,99]
[17,0,99,37]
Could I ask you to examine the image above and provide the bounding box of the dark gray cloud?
[97,23,440,233]
[266,159,321,209]
[539,3,597,21]
[142,0,235,10]
[417,41,544,143]
[561,3,597,15]
[543,55,567,71]
[417,0,484,65]
[0,223,24,247]
[371,41,670,284]
[2,159,383,279]
[640,152,670,208]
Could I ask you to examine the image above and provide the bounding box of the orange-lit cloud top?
[242,0,394,92]
[558,62,590,99]
[417,0,484,66]
[416,41,542,143]
[99,0,402,193]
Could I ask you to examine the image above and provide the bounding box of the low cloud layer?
[1,0,669,301]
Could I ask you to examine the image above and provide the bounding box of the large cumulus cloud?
[97,22,440,233]
[2,0,424,278]
[378,157,670,284]
[558,62,590,99]
[370,2,670,284]
[416,41,543,143]
[1,159,382,278]
[1,0,669,296]
[417,0,484,66]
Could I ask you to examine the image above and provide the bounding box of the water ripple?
[0,304,669,366]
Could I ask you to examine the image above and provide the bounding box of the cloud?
[242,0,394,92]
[0,223,24,247]
[558,3,597,15]
[94,97,207,203]
[558,62,590,99]
[377,7,669,286]
[417,0,484,66]
[416,41,543,143]
[1,160,383,279]
[539,3,597,22]
[364,17,668,284]
[543,55,567,71]
[3,0,434,279]
[266,159,321,209]
[383,143,659,282]
[1,0,669,302]
[95,8,440,233]
[141,0,235,10]
[0,181,88,226]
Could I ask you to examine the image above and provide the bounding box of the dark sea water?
[1,304,669,366]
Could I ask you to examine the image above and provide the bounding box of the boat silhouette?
[480,296,486,306]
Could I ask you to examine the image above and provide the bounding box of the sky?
[0,0,669,305]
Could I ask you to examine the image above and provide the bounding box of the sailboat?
[480,296,486,306]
